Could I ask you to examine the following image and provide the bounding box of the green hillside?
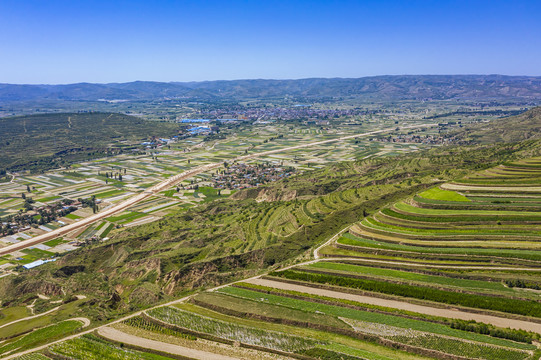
[1,117,541,359]
[0,112,179,172]
[143,156,541,360]
[455,106,541,143]
[1,140,539,322]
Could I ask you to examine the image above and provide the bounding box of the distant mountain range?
[1,75,541,102]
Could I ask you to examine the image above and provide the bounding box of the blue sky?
[1,0,540,84]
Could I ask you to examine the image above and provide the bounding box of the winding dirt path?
[0,306,61,330]
[0,123,436,257]
[71,317,91,328]
[245,278,541,333]
[98,327,240,360]
[314,226,350,259]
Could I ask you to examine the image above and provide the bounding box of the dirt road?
[0,306,61,329]
[71,317,91,328]
[314,226,350,259]
[0,123,436,257]
[245,278,541,333]
[0,163,220,256]
[98,327,240,360]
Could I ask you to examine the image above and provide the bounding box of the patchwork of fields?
[0,154,231,270]
[0,120,438,273]
[8,158,541,359]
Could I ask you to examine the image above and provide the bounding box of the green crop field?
[12,354,52,360]
[0,320,83,356]
[302,262,531,296]
[1,111,541,360]
[49,334,174,360]
[148,306,321,352]
[418,187,470,202]
[124,155,538,360]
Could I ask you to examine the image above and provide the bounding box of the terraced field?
[10,158,541,360]
[153,158,541,360]
[0,120,436,273]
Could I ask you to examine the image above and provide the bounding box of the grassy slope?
[455,106,541,144]
[1,140,540,324]
[0,112,179,172]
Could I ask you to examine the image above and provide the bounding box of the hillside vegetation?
[0,112,179,172]
[1,140,539,325]
[5,142,541,360]
[454,106,541,143]
[242,154,541,359]
[104,155,541,360]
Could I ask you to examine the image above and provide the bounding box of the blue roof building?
[23,258,57,269]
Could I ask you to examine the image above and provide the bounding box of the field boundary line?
[0,123,436,257]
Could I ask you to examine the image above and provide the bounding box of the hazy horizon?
[3,73,541,87]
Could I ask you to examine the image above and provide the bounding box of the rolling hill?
[0,112,179,172]
[1,139,539,318]
[455,106,541,143]
[2,75,541,102]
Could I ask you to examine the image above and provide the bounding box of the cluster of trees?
[448,319,539,344]
[505,279,541,290]
[262,134,284,143]
[101,169,126,182]
[0,221,16,236]
[23,197,35,211]
[35,199,77,224]
[0,198,77,235]
[203,132,226,142]
[78,196,98,213]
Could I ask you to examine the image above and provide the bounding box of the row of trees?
[271,270,541,318]
[449,319,539,344]
[99,169,126,181]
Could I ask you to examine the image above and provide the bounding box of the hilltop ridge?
[2,75,541,102]
[455,106,541,143]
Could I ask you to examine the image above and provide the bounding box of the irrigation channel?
[0,123,436,257]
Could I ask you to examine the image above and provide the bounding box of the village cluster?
[212,162,295,190]
[191,105,370,122]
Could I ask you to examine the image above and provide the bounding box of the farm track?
[0,306,61,330]
[97,327,241,360]
[244,278,541,333]
[0,123,436,257]
[5,224,541,359]
[14,127,541,359]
